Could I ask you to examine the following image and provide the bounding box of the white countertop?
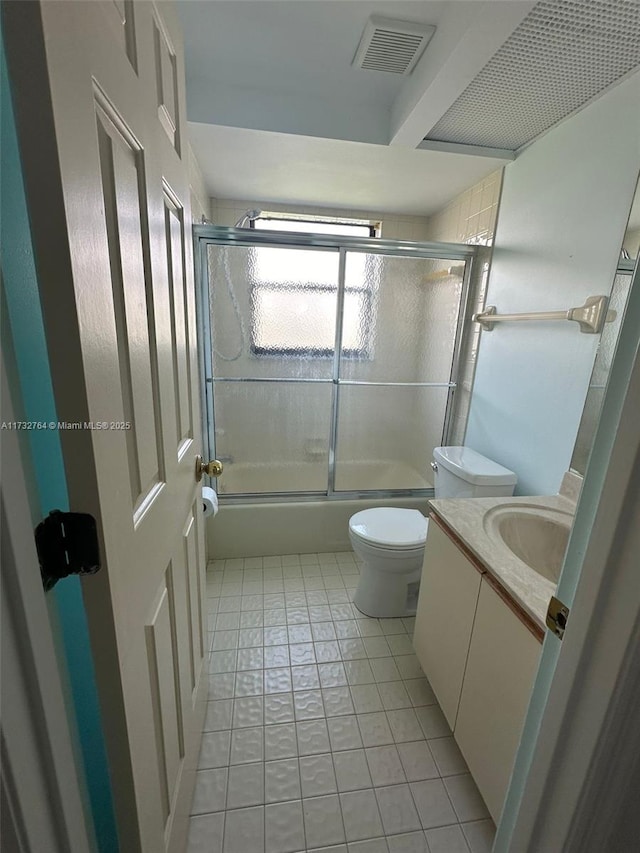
[428,491,576,630]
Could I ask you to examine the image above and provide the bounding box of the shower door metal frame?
[194,224,476,502]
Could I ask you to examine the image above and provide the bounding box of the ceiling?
[180,0,637,214]
[188,122,509,216]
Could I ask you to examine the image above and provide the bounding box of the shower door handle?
[195,455,224,482]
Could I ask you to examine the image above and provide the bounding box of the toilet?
[349,446,517,618]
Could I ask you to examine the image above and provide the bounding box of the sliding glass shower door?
[201,228,471,497]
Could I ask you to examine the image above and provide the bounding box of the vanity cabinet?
[413,513,543,823]
[455,576,542,822]
[413,516,483,729]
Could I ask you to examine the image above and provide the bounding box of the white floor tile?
[365,746,406,787]
[264,693,295,725]
[377,682,411,711]
[233,696,264,729]
[204,700,233,731]
[375,784,421,835]
[340,789,384,841]
[264,645,291,668]
[186,812,224,853]
[318,662,348,688]
[312,621,337,641]
[237,648,264,671]
[357,713,394,747]
[230,727,264,764]
[414,706,451,740]
[410,779,458,829]
[327,715,364,752]
[348,839,390,852]
[396,741,439,782]
[235,670,264,697]
[264,627,288,646]
[223,805,264,853]
[443,774,490,822]
[265,667,293,694]
[264,758,301,803]
[339,639,367,660]
[296,719,330,755]
[335,619,360,639]
[294,689,325,720]
[299,752,338,796]
[425,824,470,853]
[427,737,468,776]
[191,768,228,814]
[239,628,264,648]
[291,664,320,691]
[387,709,424,743]
[333,749,373,792]
[322,686,355,717]
[226,762,264,809]
[393,655,424,680]
[265,799,305,853]
[303,794,346,848]
[461,819,496,853]
[345,660,375,685]
[386,635,414,656]
[265,723,298,760]
[198,731,231,769]
[315,641,342,662]
[370,658,402,683]
[289,642,316,665]
[362,636,392,658]
[350,684,383,714]
[386,830,428,852]
[288,624,312,643]
[404,679,436,708]
[210,650,238,674]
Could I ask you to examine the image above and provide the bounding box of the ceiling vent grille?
[425,0,640,151]
[353,16,436,75]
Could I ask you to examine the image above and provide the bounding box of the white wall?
[466,72,640,496]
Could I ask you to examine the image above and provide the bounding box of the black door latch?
[35,510,101,591]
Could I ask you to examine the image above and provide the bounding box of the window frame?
[248,218,378,359]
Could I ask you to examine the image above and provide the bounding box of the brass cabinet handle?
[195,455,223,482]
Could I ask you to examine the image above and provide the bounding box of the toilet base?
[353,561,422,619]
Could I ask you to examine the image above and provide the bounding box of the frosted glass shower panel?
[333,385,450,491]
[208,243,339,380]
[339,254,466,383]
[214,381,333,494]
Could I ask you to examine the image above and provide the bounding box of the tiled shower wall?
[423,170,504,446]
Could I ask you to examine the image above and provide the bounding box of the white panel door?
[4,2,206,851]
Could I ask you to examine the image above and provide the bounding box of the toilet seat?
[349,508,427,551]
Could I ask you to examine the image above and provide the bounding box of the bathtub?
[207,459,432,558]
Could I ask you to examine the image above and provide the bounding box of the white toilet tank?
[433,446,517,499]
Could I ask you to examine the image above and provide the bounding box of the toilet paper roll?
[202,486,219,519]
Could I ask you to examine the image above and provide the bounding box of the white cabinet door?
[413,517,483,728]
[455,578,542,823]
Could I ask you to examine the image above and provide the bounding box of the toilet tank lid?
[349,508,428,549]
[433,446,517,486]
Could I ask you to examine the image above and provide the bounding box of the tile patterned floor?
[188,551,496,853]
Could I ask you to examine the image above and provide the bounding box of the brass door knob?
[195,455,223,482]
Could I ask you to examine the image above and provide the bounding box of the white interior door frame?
[1,336,94,853]
[503,259,640,850]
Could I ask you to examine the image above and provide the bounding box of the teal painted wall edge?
[1,30,119,853]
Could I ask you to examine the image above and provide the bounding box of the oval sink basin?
[483,504,573,582]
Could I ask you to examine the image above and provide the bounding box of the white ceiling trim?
[390,1,536,148]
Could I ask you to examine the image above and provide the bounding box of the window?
[249,217,378,357]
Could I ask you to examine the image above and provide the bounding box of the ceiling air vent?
[353,16,436,75]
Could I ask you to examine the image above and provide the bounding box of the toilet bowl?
[350,507,427,618]
[349,447,518,618]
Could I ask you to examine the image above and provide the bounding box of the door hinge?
[35,510,102,591]
[546,595,570,640]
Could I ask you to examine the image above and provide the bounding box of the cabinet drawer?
[413,517,483,729]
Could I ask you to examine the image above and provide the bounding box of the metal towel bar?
[473,295,614,334]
